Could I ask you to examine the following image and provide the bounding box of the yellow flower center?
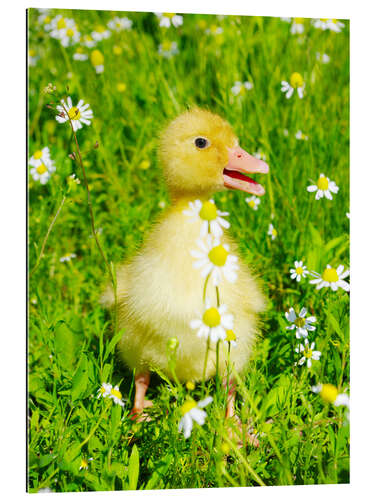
[295,266,304,275]
[113,45,122,55]
[181,400,197,415]
[161,40,173,51]
[294,17,304,23]
[198,20,207,29]
[199,201,217,221]
[80,458,88,469]
[203,307,221,327]
[164,13,176,19]
[110,387,122,400]
[68,106,81,120]
[84,35,93,41]
[225,330,236,342]
[208,245,228,266]
[140,160,150,170]
[272,228,277,238]
[76,47,85,54]
[33,150,43,160]
[96,25,106,33]
[304,347,313,359]
[66,28,75,37]
[57,18,66,30]
[239,85,247,96]
[322,267,339,283]
[116,83,127,93]
[36,163,48,175]
[290,72,304,88]
[317,176,329,191]
[29,49,36,57]
[295,317,306,328]
[91,49,104,67]
[249,200,255,208]
[320,384,338,404]
[99,386,106,394]
[44,16,51,24]
[186,381,195,391]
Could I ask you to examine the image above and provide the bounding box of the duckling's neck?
[171,192,214,210]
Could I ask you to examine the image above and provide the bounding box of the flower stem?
[201,337,210,397]
[203,273,210,302]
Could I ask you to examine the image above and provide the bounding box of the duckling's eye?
[194,137,210,149]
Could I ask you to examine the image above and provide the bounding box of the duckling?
[102,108,269,433]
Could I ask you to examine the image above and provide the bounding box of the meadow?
[28,8,349,493]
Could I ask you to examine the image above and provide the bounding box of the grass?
[28,8,349,493]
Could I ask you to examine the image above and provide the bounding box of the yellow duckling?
[102,108,269,425]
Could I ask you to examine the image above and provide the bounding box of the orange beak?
[223,146,269,196]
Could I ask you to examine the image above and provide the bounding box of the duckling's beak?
[223,146,269,196]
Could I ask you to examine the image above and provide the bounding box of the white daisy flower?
[56,96,93,132]
[245,195,261,211]
[49,16,80,47]
[285,307,317,339]
[311,384,349,408]
[73,47,88,61]
[109,385,125,406]
[295,130,308,141]
[280,17,291,22]
[253,150,267,161]
[91,25,111,41]
[290,18,305,34]
[183,199,230,238]
[178,396,213,439]
[190,300,234,343]
[79,457,93,470]
[281,72,305,99]
[267,223,277,240]
[38,10,52,31]
[312,18,345,32]
[29,147,56,184]
[307,173,339,200]
[290,260,309,282]
[81,34,97,48]
[155,13,183,28]
[231,81,253,96]
[158,40,179,58]
[90,49,104,74]
[59,253,77,263]
[191,235,238,286]
[296,339,321,368]
[224,329,238,348]
[28,48,39,66]
[107,16,132,31]
[346,212,350,219]
[97,382,112,399]
[316,52,330,63]
[205,25,223,35]
[309,265,350,292]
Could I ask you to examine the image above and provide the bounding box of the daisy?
[285,307,317,339]
[311,384,350,408]
[290,18,304,34]
[312,18,345,32]
[29,147,56,184]
[280,17,292,22]
[79,457,93,470]
[316,52,330,64]
[116,83,127,93]
[307,173,339,200]
[267,223,277,240]
[253,150,267,161]
[90,49,104,73]
[49,16,80,47]
[231,81,253,96]
[91,25,111,41]
[37,9,52,30]
[59,253,77,263]
[224,329,238,348]
[281,72,305,99]
[190,300,234,343]
[191,235,238,286]
[205,25,223,35]
[73,47,88,61]
[56,96,93,132]
[290,260,309,282]
[81,34,96,48]
[296,339,321,368]
[59,24,80,48]
[109,385,125,406]
[178,396,213,439]
[28,48,38,66]
[158,40,179,58]
[107,16,133,31]
[245,195,261,211]
[155,13,183,28]
[309,264,350,292]
[183,199,230,238]
[295,130,308,141]
[97,382,112,399]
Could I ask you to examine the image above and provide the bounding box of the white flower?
[290,260,309,282]
[37,9,52,30]
[281,72,305,99]
[97,382,112,399]
[49,16,80,47]
[296,339,321,368]
[295,130,308,141]
[178,396,213,439]
[307,173,339,200]
[56,97,93,131]
[91,25,111,41]
[81,34,97,48]
[280,17,292,22]
[316,52,330,63]
[90,49,104,74]
[158,40,179,58]
[29,147,56,184]
[183,199,230,238]
[245,195,261,211]
[224,329,237,348]
[312,18,345,32]
[309,265,350,292]
[190,300,234,343]
[291,18,304,34]
[312,384,350,408]
[253,150,267,161]
[59,253,77,263]
[285,307,317,339]
[205,26,223,35]
[109,385,125,406]
[79,457,93,470]
[107,16,132,31]
[231,81,253,96]
[73,47,88,61]
[155,13,183,28]
[191,235,238,286]
[267,223,277,240]
[28,49,39,66]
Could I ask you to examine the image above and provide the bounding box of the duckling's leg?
[129,372,153,422]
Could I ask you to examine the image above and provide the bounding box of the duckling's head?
[159,107,269,199]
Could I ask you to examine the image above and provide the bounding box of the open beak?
[223,146,269,196]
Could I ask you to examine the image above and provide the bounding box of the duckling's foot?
[226,415,260,448]
[130,400,153,422]
[129,372,152,422]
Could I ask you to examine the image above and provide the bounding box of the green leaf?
[103,328,125,363]
[54,321,79,371]
[326,311,345,342]
[110,403,122,439]
[324,234,348,254]
[71,353,89,402]
[128,444,140,490]
[309,223,323,250]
